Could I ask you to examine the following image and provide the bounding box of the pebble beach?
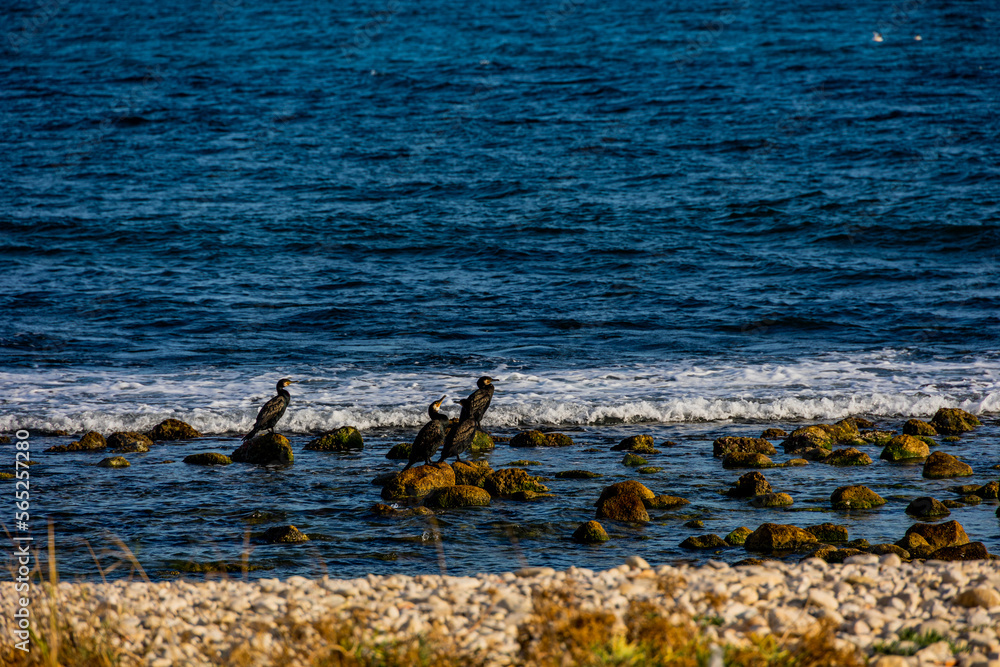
[5,555,1000,666]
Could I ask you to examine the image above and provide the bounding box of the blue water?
[2,0,999,580]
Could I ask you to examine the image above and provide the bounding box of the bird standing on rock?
[438,398,477,463]
[242,378,295,442]
[403,396,449,470]
[467,376,496,432]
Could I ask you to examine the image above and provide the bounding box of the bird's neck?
[277,387,290,400]
[429,406,447,421]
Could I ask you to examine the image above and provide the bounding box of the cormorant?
[403,396,449,470]
[467,376,496,431]
[438,398,477,463]
[242,378,295,442]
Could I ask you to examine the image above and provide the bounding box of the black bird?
[403,396,449,470]
[242,378,295,442]
[467,376,497,431]
[438,398,476,463]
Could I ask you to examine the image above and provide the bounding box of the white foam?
[0,350,996,434]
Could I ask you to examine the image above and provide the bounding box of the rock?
[262,525,308,543]
[959,494,982,505]
[750,492,793,508]
[795,447,832,461]
[572,520,609,544]
[785,458,808,466]
[931,408,981,435]
[725,527,753,546]
[830,485,886,510]
[545,433,574,447]
[507,460,541,466]
[423,485,491,509]
[819,548,865,564]
[231,434,294,465]
[0,436,9,444]
[470,430,495,451]
[977,481,1000,499]
[596,493,650,523]
[954,586,1000,608]
[305,426,363,451]
[944,499,964,509]
[930,542,990,562]
[871,543,910,559]
[636,466,663,474]
[107,431,154,451]
[842,417,875,430]
[952,484,980,494]
[726,471,772,498]
[860,430,895,445]
[611,435,657,453]
[45,431,109,453]
[97,456,130,468]
[760,428,787,440]
[381,463,456,500]
[682,520,703,530]
[722,452,773,469]
[744,523,817,552]
[903,419,938,436]
[484,468,549,499]
[896,533,933,558]
[597,480,655,504]
[622,453,648,467]
[183,452,232,466]
[904,520,969,551]
[680,534,727,549]
[509,430,548,448]
[0,472,12,480]
[370,503,433,518]
[781,420,859,453]
[452,460,491,487]
[824,447,872,466]
[385,443,411,460]
[923,451,973,479]
[555,470,602,479]
[880,434,930,461]
[806,523,848,542]
[905,497,950,518]
[112,440,150,453]
[148,419,201,441]
[712,436,776,458]
[643,495,690,509]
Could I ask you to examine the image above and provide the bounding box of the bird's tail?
[241,428,258,443]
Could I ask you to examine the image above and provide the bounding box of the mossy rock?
[78,431,107,449]
[722,452,773,469]
[484,468,549,499]
[470,430,495,451]
[761,428,787,440]
[597,481,654,505]
[545,433,574,447]
[509,430,549,448]
[904,520,969,551]
[713,436,776,458]
[750,492,793,508]
[841,417,875,430]
[370,503,434,518]
[930,408,981,435]
[0,436,9,444]
[684,519,704,529]
[896,533,933,558]
[930,542,990,562]
[824,448,872,466]
[943,436,961,443]
[814,547,864,564]
[0,472,15,480]
[148,419,201,441]
[905,496,950,518]
[859,430,895,446]
[923,451,973,479]
[952,484,980,494]
[785,459,808,467]
[806,523,848,542]
[830,485,885,510]
[507,460,542,467]
[744,523,817,552]
[106,432,153,451]
[902,419,937,437]
[636,466,663,474]
[781,421,858,453]
[262,525,308,543]
[305,426,363,451]
[726,471,771,498]
[424,485,491,509]
[644,495,690,510]
[596,493,649,523]
[572,520,609,544]
[871,543,910,559]
[452,460,492,487]
[381,463,455,500]
[112,440,150,454]
[183,452,232,466]
[386,443,411,460]
[622,453,648,467]
[880,434,930,462]
[725,527,753,546]
[231,434,294,465]
[97,456,130,468]
[960,494,983,506]
[680,534,726,550]
[943,499,964,509]
[612,435,657,453]
[555,470,602,479]
[975,481,1000,500]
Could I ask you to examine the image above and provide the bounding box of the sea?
[1,0,998,581]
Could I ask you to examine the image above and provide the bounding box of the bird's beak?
[439,395,447,402]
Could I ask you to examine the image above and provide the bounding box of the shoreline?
[4,556,1000,666]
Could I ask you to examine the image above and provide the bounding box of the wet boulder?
[183,452,232,466]
[572,520,609,544]
[922,451,973,479]
[931,408,981,435]
[45,431,109,453]
[545,433,574,447]
[385,443,411,460]
[148,419,201,441]
[806,523,848,543]
[781,420,859,453]
[97,456,130,468]
[712,436,776,458]
[930,542,989,562]
[596,493,649,523]
[749,492,793,508]
[622,453,648,467]
[794,447,831,462]
[760,428,787,440]
[510,430,548,448]
[644,495,690,510]
[597,480,655,504]
[896,533,933,558]
[904,520,969,551]
[722,452,773,469]
[262,525,308,543]
[636,466,663,474]
[381,463,455,501]
[370,503,433,518]
[744,523,817,552]
[555,470,602,479]
[680,534,727,550]
[880,434,930,462]
[905,497,950,518]
[611,435,657,453]
[423,485,491,509]
[871,543,910,559]
[824,448,872,466]
[726,471,771,498]
[453,460,492,487]
[830,485,886,510]
[975,481,1000,500]
[231,434,294,465]
[902,419,937,437]
[107,431,153,451]
[470,430,495,451]
[725,527,753,546]
[841,417,875,430]
[484,468,549,499]
[305,426,363,451]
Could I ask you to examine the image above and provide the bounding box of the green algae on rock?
[148,419,201,441]
[423,485,491,509]
[904,520,969,551]
[611,435,657,453]
[922,451,973,479]
[470,430,495,451]
[46,431,109,453]
[262,525,308,543]
[385,443,411,460]
[231,434,294,465]
[509,430,547,448]
[636,466,663,474]
[183,452,232,466]
[381,463,455,501]
[305,426,363,451]
[896,532,933,558]
[749,492,793,508]
[744,523,817,552]
[725,471,771,498]
[760,428,787,440]
[644,495,690,510]
[484,468,549,499]
[107,431,153,451]
[902,419,937,436]
[930,408,981,435]
[830,485,885,510]
[879,434,930,462]
[712,436,776,458]
[781,419,860,453]
[555,470,602,479]
[621,453,648,467]
[97,456,130,468]
[722,452,773,469]
[452,460,492,487]
[823,448,872,466]
[806,523,848,543]
[572,520,609,544]
[725,526,753,546]
[680,534,726,550]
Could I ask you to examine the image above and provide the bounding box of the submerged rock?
[622,453,648,467]
[484,468,549,499]
[509,431,570,448]
[760,428,787,440]
[830,485,885,510]
[824,447,872,466]
[572,520,609,544]
[725,526,753,546]
[148,419,201,441]
[597,480,654,504]
[841,417,875,430]
[725,471,771,498]
[904,520,969,551]
[611,435,657,453]
[684,519,704,529]
[555,470,602,479]
[46,431,108,453]
[744,523,817,552]
[922,451,973,479]
[712,436,776,458]
[97,456,130,468]
[644,495,690,510]
[423,485,491,509]
[183,452,232,466]
[636,466,663,474]
[859,430,894,446]
[879,434,930,462]
[931,408,981,435]
[231,434,293,465]
[385,443,411,460]
[262,525,308,543]
[750,492,793,508]
[596,493,649,523]
[722,452,773,469]
[305,426,363,451]
[680,534,726,550]
[806,523,848,542]
[902,419,937,436]
[107,431,153,451]
[545,433,574,447]
[381,463,455,501]
[370,503,433,518]
[112,440,150,454]
[905,497,950,518]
